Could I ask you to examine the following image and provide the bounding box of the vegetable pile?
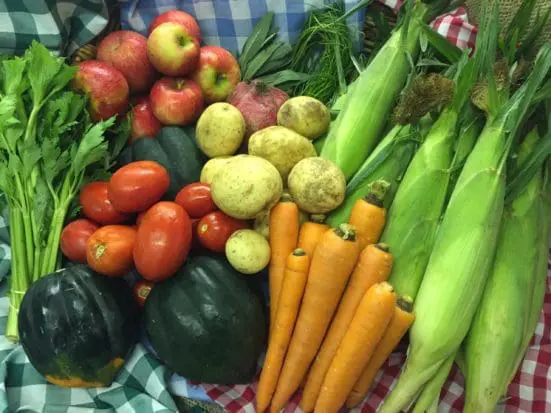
[3,0,551,412]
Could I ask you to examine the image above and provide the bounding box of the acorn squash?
[118,126,207,199]
[144,254,267,384]
[18,265,140,388]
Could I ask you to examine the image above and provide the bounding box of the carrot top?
[397,295,414,313]
[334,224,357,241]
[365,180,390,207]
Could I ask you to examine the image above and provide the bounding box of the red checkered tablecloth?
[200,271,551,413]
[198,4,551,413]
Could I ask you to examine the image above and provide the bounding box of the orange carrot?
[269,196,300,330]
[314,282,397,413]
[300,243,393,412]
[346,295,415,408]
[297,214,329,259]
[269,224,360,413]
[256,249,310,413]
[348,180,389,251]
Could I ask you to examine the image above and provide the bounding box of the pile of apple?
[71,10,240,142]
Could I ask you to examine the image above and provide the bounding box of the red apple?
[147,22,200,76]
[130,96,162,143]
[192,46,241,104]
[149,77,204,125]
[148,9,201,41]
[97,30,157,94]
[72,60,129,122]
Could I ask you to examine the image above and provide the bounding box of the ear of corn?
[508,157,551,385]
[320,2,427,180]
[381,34,491,300]
[325,124,418,227]
[379,43,551,413]
[382,109,483,300]
[463,128,542,413]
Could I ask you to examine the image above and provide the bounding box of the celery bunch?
[0,42,120,341]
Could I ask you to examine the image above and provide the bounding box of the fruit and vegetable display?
[1,0,551,412]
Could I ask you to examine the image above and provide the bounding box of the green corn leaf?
[506,129,551,203]
[517,7,551,58]
[503,0,538,56]
[420,23,462,64]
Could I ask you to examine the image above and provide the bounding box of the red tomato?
[174,183,217,218]
[60,219,99,263]
[86,225,137,277]
[108,161,170,213]
[190,217,203,251]
[80,182,131,224]
[133,201,192,281]
[197,211,249,253]
[133,280,154,307]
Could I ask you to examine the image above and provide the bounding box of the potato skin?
[277,96,330,140]
[225,229,271,274]
[196,103,246,157]
[288,158,346,214]
[211,155,283,220]
[253,210,270,240]
[248,126,316,180]
[200,156,233,184]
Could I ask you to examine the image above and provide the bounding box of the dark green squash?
[118,126,207,199]
[144,254,267,384]
[18,265,140,388]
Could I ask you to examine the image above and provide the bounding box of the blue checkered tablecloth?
[119,0,367,55]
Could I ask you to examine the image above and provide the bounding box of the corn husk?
[507,158,551,385]
[379,43,551,413]
[412,352,456,413]
[320,2,426,180]
[382,111,482,300]
[326,124,418,227]
[463,128,542,413]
